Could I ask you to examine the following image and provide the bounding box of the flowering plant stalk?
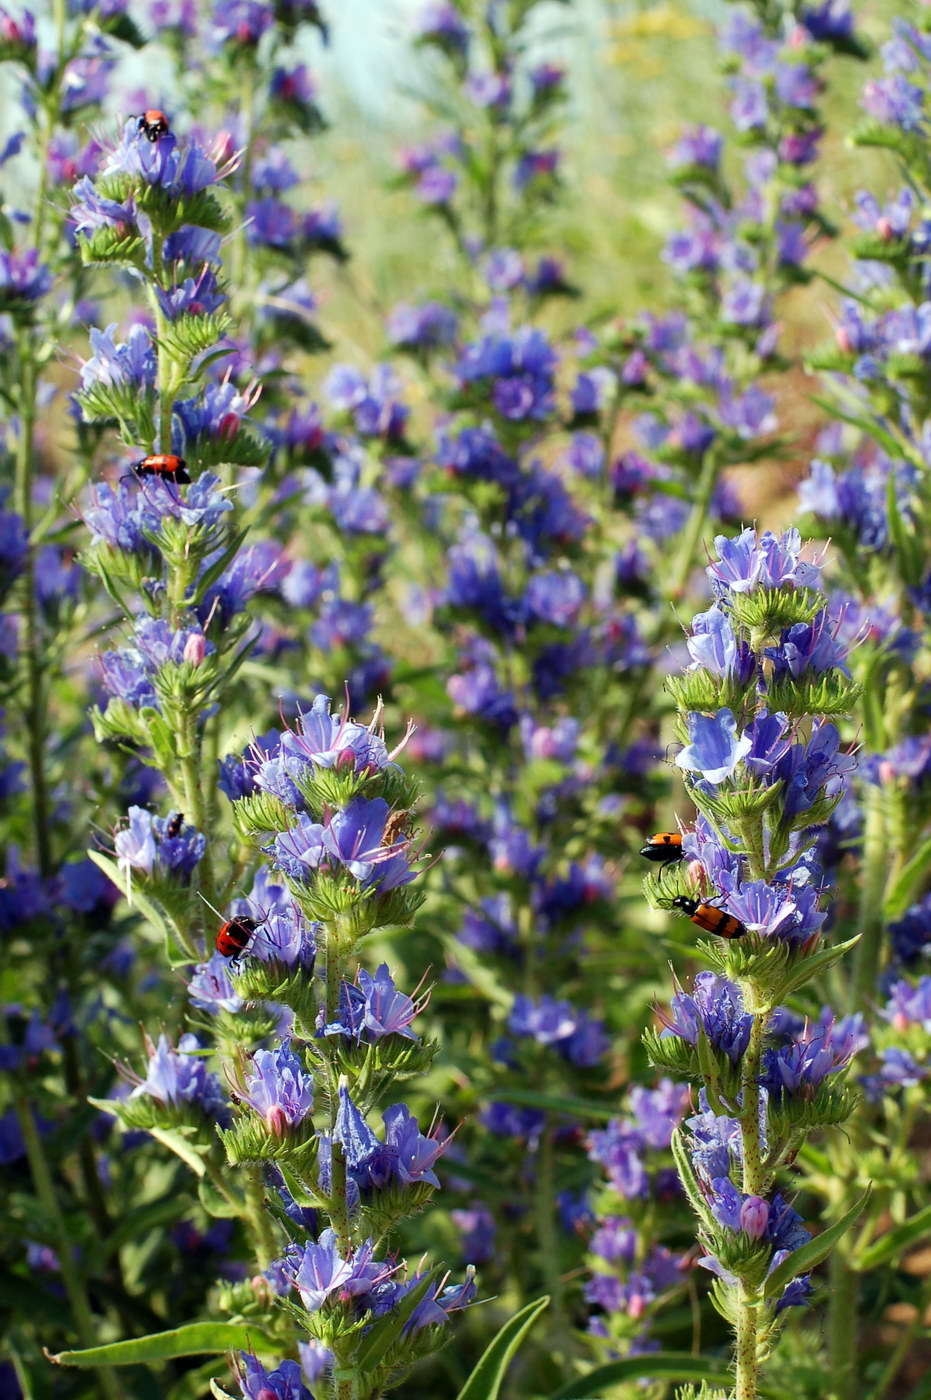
[643,527,869,1400]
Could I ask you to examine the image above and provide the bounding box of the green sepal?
[850,118,925,165]
[76,228,147,270]
[232,959,320,1030]
[764,673,862,720]
[184,427,269,471]
[643,1026,696,1079]
[670,1127,717,1233]
[218,1114,318,1172]
[768,1082,859,1140]
[763,1186,872,1299]
[90,697,148,746]
[805,343,857,375]
[666,671,757,719]
[155,310,233,371]
[232,791,289,843]
[727,586,823,639]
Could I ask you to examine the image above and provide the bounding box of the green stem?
[735,1282,760,1400]
[851,785,888,1007]
[14,336,52,877]
[323,918,353,1256]
[178,727,218,915]
[243,1166,277,1270]
[734,1009,767,1400]
[827,1241,859,1400]
[533,1123,564,1317]
[668,450,719,603]
[14,1099,121,1400]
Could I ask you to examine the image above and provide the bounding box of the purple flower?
[240,1046,314,1137]
[587,1121,648,1199]
[628,1080,690,1149]
[321,797,417,891]
[659,972,752,1067]
[323,967,416,1043]
[104,121,232,197]
[187,954,244,1014]
[383,1102,447,1187]
[268,814,327,881]
[740,1197,770,1239]
[79,323,156,392]
[386,300,458,350]
[722,881,825,946]
[114,805,157,875]
[450,1207,495,1265]
[0,248,52,309]
[235,1354,314,1400]
[414,0,469,51]
[250,908,317,969]
[670,123,723,169]
[766,613,850,681]
[128,1032,226,1115]
[762,1019,859,1099]
[884,977,931,1031]
[707,527,823,596]
[333,1082,380,1171]
[676,708,752,785]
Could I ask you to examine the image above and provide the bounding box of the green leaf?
[764,1187,872,1299]
[885,837,931,920]
[47,1322,266,1367]
[777,933,861,1000]
[454,1295,550,1400]
[546,1352,733,1399]
[857,1202,931,1272]
[354,1267,443,1374]
[186,528,249,607]
[488,1088,617,1121]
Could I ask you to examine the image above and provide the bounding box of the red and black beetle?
[138,109,170,142]
[216,917,259,960]
[132,454,190,484]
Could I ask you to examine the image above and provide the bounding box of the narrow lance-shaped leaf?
[455,1295,550,1400]
[764,1186,873,1300]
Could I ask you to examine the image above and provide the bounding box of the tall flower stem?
[243,1166,277,1269]
[668,450,719,603]
[851,784,888,1008]
[14,337,52,877]
[735,1008,767,1400]
[15,1098,121,1400]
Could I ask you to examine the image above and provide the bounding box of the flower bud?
[739,1196,770,1239]
[835,326,852,354]
[627,1292,646,1320]
[266,1104,288,1138]
[876,216,894,241]
[217,411,240,441]
[183,632,206,667]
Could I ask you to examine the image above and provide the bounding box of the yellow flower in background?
[608,2,710,67]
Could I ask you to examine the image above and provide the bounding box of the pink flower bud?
[182,633,206,667]
[1,16,22,42]
[893,1011,910,1033]
[336,746,356,769]
[878,760,896,787]
[217,412,240,441]
[740,1196,770,1239]
[627,1292,646,1320]
[266,1104,288,1139]
[876,216,894,241]
[835,326,852,354]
